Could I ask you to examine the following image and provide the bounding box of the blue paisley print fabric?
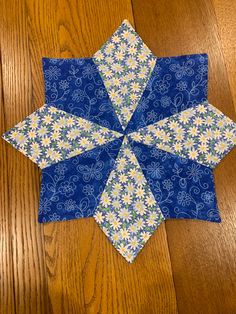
[130,140,220,222]
[126,54,208,133]
[42,57,123,133]
[2,20,236,263]
[39,137,123,222]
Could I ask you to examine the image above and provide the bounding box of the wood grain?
[1,1,50,313]
[0,44,15,314]
[212,0,236,112]
[0,0,236,313]
[132,0,236,313]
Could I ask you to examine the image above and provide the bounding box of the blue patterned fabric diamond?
[126,53,208,133]
[129,139,220,222]
[39,137,123,222]
[42,57,123,133]
[2,20,236,263]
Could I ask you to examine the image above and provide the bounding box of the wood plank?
[25,0,178,312]
[212,0,236,112]
[1,0,50,312]
[132,0,236,313]
[0,47,15,314]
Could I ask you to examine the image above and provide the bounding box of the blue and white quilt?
[3,20,236,263]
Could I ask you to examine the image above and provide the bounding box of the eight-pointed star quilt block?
[2,19,236,263]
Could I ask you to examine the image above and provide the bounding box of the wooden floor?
[1,0,236,313]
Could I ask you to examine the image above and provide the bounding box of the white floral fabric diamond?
[2,105,122,168]
[129,102,236,168]
[94,137,164,262]
[94,20,156,129]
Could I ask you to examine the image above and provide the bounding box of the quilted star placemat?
[3,20,236,263]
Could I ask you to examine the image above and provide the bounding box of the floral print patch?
[94,137,164,263]
[125,54,208,133]
[93,20,156,129]
[42,58,123,133]
[130,140,220,222]
[2,105,122,168]
[129,102,236,168]
[39,137,123,222]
